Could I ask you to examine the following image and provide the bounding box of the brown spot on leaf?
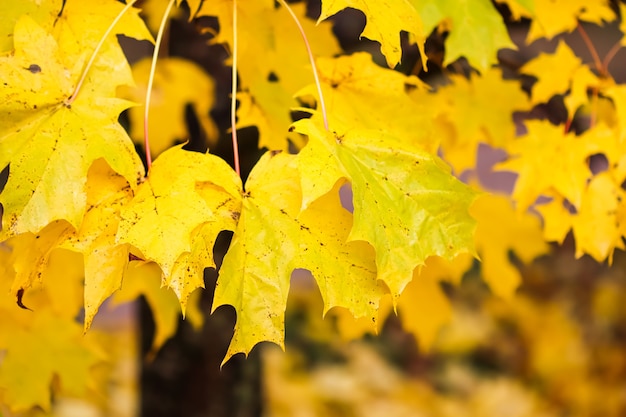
[26,64,41,73]
[16,288,32,311]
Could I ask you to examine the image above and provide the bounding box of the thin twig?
[576,23,604,74]
[602,40,622,74]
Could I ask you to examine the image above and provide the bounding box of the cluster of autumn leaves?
[1,0,626,413]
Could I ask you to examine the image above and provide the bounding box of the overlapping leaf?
[521,41,598,111]
[60,160,134,330]
[296,53,438,162]
[197,1,339,150]
[294,118,478,300]
[116,146,242,311]
[0,312,101,412]
[214,151,385,361]
[471,193,549,298]
[433,68,531,172]
[0,9,150,237]
[121,57,218,158]
[526,0,614,43]
[497,120,600,210]
[318,0,426,69]
[409,0,515,70]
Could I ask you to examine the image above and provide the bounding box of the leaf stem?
[144,0,176,170]
[65,0,138,106]
[276,0,329,131]
[602,40,622,73]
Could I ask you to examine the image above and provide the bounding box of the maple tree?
[1,0,626,414]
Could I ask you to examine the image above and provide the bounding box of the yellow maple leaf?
[433,68,531,173]
[0,311,101,412]
[137,0,184,34]
[198,1,339,150]
[0,14,148,236]
[535,195,573,244]
[398,270,454,351]
[497,120,599,210]
[494,0,534,20]
[215,151,385,362]
[116,146,242,311]
[60,160,134,330]
[471,193,549,298]
[2,220,74,299]
[397,254,472,351]
[318,0,426,69]
[331,296,394,341]
[0,0,61,52]
[521,41,583,106]
[2,159,136,331]
[294,118,478,300]
[564,65,600,116]
[409,0,515,70]
[122,57,218,158]
[571,172,626,262]
[526,0,614,43]
[296,53,437,157]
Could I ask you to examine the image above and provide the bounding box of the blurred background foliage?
[268,242,626,417]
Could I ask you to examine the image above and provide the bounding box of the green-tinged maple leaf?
[116,146,242,311]
[197,1,339,150]
[215,151,385,362]
[296,53,438,158]
[497,120,600,210]
[294,118,478,300]
[0,312,101,412]
[432,68,531,172]
[409,0,515,70]
[121,57,218,158]
[526,0,614,43]
[111,261,204,354]
[471,193,549,298]
[0,14,148,237]
[318,0,426,69]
